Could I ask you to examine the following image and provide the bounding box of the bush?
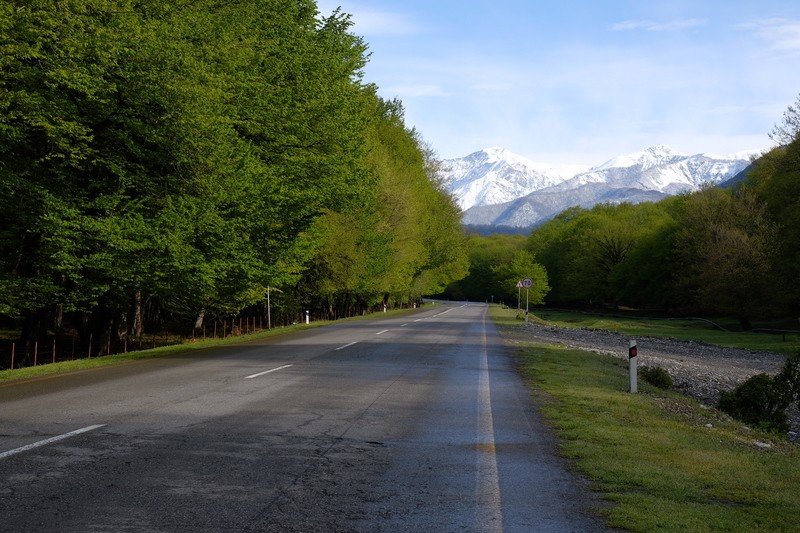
[775,352,800,408]
[640,365,673,389]
[718,373,790,432]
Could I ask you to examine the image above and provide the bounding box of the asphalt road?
[0,303,610,532]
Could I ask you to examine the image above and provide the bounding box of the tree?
[0,0,470,363]
[492,250,550,308]
[672,186,779,329]
[746,136,800,312]
[526,207,585,304]
[769,92,800,146]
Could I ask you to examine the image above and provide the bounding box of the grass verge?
[492,306,800,533]
[0,306,426,382]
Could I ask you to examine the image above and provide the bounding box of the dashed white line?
[376,330,389,335]
[335,342,358,351]
[245,364,293,379]
[401,323,409,327]
[0,424,106,461]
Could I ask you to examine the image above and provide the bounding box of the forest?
[0,0,468,365]
[443,97,800,331]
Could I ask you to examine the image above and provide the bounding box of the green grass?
[0,305,428,382]
[492,306,800,533]
[530,309,800,356]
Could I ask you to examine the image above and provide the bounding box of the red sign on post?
[628,343,637,358]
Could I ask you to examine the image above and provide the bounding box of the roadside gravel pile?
[516,321,799,436]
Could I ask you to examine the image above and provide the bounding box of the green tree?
[769,92,800,146]
[673,186,779,329]
[492,250,550,308]
[746,136,800,313]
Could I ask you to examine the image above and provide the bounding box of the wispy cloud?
[384,83,447,98]
[611,19,706,32]
[317,2,421,36]
[742,18,800,53]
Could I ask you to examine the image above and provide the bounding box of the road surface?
[0,303,609,532]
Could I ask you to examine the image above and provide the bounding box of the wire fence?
[0,315,272,371]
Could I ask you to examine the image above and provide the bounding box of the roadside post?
[629,340,638,393]
[305,309,310,325]
[521,278,533,324]
[516,280,523,310]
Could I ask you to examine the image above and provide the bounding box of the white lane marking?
[335,342,358,351]
[476,311,503,532]
[401,323,409,327]
[414,319,423,322]
[376,330,389,335]
[0,425,106,461]
[245,364,293,379]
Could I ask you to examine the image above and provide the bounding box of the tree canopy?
[0,0,467,360]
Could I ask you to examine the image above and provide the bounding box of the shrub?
[640,365,673,389]
[775,352,800,408]
[718,373,790,433]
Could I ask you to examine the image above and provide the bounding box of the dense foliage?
[0,1,467,361]
[438,233,549,308]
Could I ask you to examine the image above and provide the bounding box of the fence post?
[88,334,92,358]
[629,340,638,393]
[10,342,15,370]
[52,339,56,364]
[34,341,38,366]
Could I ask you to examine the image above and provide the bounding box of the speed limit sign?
[522,278,533,289]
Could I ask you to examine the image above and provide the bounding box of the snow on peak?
[439,148,580,210]
[440,144,756,215]
[596,144,686,171]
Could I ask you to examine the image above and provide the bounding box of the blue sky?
[316,0,800,166]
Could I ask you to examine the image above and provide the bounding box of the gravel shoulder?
[511,321,798,435]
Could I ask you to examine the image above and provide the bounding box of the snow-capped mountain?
[438,147,586,210]
[438,145,757,229]
[552,144,753,195]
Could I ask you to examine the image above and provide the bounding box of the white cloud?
[316,1,420,36]
[384,84,448,98]
[611,18,706,32]
[742,18,800,53]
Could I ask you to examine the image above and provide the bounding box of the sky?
[315,0,800,166]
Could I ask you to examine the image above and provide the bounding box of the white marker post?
[628,340,638,393]
[305,309,310,324]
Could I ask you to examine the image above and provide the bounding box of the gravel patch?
[513,321,799,436]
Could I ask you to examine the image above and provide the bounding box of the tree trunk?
[131,290,143,338]
[18,309,47,367]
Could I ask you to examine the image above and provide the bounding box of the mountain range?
[438,145,757,231]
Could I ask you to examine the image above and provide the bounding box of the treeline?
[0,0,467,362]
[442,99,800,330]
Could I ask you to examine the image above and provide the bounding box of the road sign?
[516,280,524,288]
[522,278,533,289]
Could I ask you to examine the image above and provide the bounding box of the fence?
[0,315,272,371]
